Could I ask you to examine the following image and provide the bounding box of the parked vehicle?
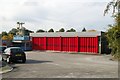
[3,47,26,63]
[0,46,7,61]
[0,46,7,53]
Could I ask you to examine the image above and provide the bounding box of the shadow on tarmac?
[11,59,53,64]
[25,59,53,64]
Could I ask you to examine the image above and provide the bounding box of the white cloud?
[0,0,114,33]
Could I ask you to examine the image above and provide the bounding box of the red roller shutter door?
[66,38,70,52]
[37,37,40,50]
[93,37,96,53]
[78,37,98,53]
[61,38,65,51]
[81,37,84,52]
[32,37,36,50]
[33,37,39,50]
[69,38,71,52]
[89,37,92,53]
[53,37,60,51]
[38,38,41,50]
[47,37,54,50]
[32,36,99,53]
[83,37,86,52]
[52,37,54,50]
[47,37,52,50]
[38,37,45,50]
[91,37,94,53]
[46,37,49,50]
[69,38,72,52]
[62,38,65,51]
[69,37,77,52]
[89,37,98,53]
[62,37,69,52]
[44,37,47,50]
[86,37,89,52]
[76,37,79,52]
[78,37,81,52]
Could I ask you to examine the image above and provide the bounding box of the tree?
[8,34,13,41]
[36,29,45,33]
[2,33,14,41]
[2,35,9,40]
[106,25,120,56]
[104,0,120,60]
[66,28,76,32]
[2,32,8,37]
[48,28,54,32]
[24,29,34,35]
[82,27,86,32]
[9,28,18,35]
[58,28,65,32]
[104,0,120,16]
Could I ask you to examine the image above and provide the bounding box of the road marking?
[44,63,60,66]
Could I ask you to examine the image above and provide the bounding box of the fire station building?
[30,32,109,54]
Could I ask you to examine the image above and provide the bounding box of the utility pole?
[20,22,25,28]
[16,22,25,36]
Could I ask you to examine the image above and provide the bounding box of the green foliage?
[107,25,120,51]
[9,28,18,35]
[58,28,65,32]
[1,33,13,41]
[36,29,45,33]
[9,28,33,36]
[24,29,34,35]
[104,0,120,15]
[2,32,8,36]
[106,23,120,60]
[115,13,120,25]
[66,28,76,32]
[48,28,54,32]
[105,0,120,60]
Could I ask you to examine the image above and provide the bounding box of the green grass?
[0,61,12,73]
[1,65,11,71]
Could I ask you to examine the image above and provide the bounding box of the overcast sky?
[0,0,114,33]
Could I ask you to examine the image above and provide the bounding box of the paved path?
[2,51,118,78]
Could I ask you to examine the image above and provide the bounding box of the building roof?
[30,32,102,37]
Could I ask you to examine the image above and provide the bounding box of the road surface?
[2,51,118,78]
